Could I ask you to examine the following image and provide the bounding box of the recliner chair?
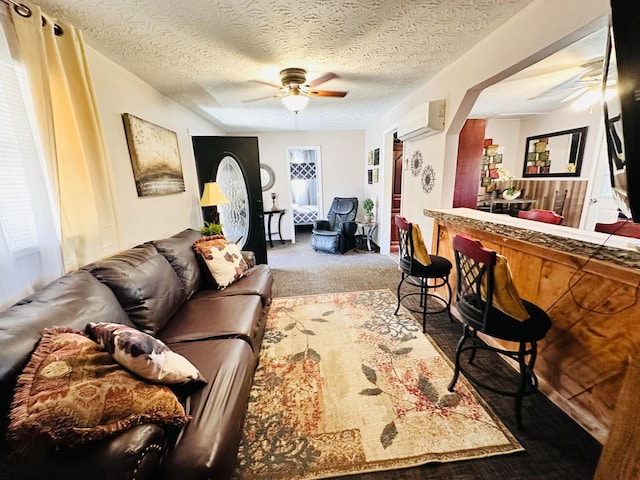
[311,197,358,254]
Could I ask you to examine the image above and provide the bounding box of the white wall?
[365,0,610,251]
[86,46,224,249]
[484,119,522,179]
[88,44,364,249]
[238,130,365,241]
[397,134,448,252]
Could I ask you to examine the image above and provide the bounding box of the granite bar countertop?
[424,208,640,270]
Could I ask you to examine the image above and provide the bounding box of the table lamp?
[200,182,229,225]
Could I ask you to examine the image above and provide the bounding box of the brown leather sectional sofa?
[0,228,273,480]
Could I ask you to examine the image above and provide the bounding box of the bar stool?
[394,215,452,333]
[448,233,552,428]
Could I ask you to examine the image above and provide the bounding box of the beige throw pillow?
[482,254,530,321]
[411,223,432,266]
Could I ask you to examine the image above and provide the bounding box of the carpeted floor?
[263,227,602,479]
[237,290,522,479]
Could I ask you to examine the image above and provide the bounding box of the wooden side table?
[264,209,286,247]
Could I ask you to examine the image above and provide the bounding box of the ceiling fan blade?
[561,86,592,103]
[242,94,275,103]
[307,72,336,88]
[527,79,585,101]
[250,79,284,89]
[307,89,348,97]
[242,91,288,103]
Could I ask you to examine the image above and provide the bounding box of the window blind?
[0,52,40,252]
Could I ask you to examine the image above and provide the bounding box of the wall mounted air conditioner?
[397,99,446,142]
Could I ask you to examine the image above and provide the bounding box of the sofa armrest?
[162,339,255,480]
[241,251,256,268]
[0,424,169,480]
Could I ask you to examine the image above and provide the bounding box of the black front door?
[192,136,267,265]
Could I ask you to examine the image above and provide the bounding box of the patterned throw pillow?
[193,236,248,289]
[87,322,206,385]
[8,327,188,448]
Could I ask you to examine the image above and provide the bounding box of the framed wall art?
[122,113,185,197]
[479,140,504,186]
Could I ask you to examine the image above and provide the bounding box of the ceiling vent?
[397,100,446,142]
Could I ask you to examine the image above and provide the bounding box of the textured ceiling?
[29,0,537,132]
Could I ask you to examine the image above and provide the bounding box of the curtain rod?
[0,0,31,18]
[0,0,64,35]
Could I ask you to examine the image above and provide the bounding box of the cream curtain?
[10,1,119,271]
[0,5,62,308]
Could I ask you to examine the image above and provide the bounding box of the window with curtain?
[0,7,62,309]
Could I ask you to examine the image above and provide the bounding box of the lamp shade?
[282,93,309,113]
[200,182,229,207]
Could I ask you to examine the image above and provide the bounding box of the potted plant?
[362,197,374,223]
[200,221,223,236]
[497,168,521,200]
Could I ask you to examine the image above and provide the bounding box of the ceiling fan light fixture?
[282,92,309,113]
[571,85,617,110]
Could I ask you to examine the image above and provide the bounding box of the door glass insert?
[217,155,249,246]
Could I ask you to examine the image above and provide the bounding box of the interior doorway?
[583,127,620,229]
[192,136,267,264]
[390,137,403,253]
[287,146,323,243]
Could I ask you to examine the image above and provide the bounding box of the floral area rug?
[234,290,523,479]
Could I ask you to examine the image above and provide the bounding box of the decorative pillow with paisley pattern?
[8,327,188,448]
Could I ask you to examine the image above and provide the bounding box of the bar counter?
[424,207,640,443]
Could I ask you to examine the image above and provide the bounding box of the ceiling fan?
[529,58,616,107]
[245,68,348,112]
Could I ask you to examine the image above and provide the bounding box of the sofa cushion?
[0,270,133,439]
[159,295,264,355]
[87,243,185,335]
[193,236,248,289]
[87,322,206,385]
[151,228,202,299]
[161,338,256,479]
[8,327,188,449]
[190,264,273,307]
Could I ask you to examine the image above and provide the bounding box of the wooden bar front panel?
[433,218,640,443]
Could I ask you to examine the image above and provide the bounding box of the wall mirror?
[260,163,275,191]
[522,127,588,177]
